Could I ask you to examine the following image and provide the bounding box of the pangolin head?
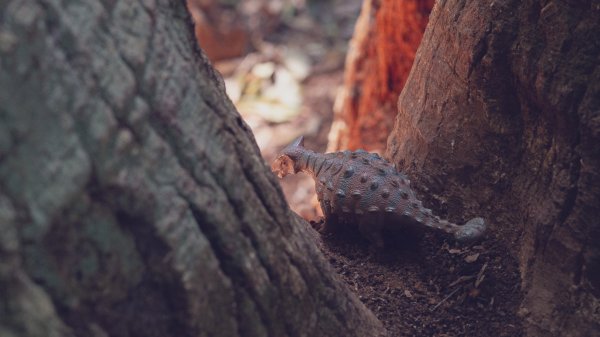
[271,136,305,178]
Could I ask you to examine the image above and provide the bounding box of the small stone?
[351,191,362,198]
[360,173,368,183]
[381,190,390,198]
[370,181,379,190]
[336,190,345,198]
[385,207,395,213]
[465,253,480,263]
[400,191,409,199]
[368,206,379,212]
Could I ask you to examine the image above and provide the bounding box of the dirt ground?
[196,1,525,335]
[308,216,523,337]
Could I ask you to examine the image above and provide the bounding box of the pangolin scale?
[271,136,486,247]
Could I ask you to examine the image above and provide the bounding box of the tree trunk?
[0,1,385,337]
[386,1,599,336]
[327,0,434,153]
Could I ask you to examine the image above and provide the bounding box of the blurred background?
[187,0,433,219]
[187,0,364,218]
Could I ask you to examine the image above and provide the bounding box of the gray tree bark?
[386,0,599,336]
[0,1,385,336]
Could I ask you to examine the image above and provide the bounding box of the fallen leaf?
[283,49,311,80]
[251,61,276,78]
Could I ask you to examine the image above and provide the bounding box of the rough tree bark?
[0,1,385,337]
[386,0,599,336]
[327,0,434,153]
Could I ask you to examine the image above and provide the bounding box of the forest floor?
[311,218,523,337]
[193,0,525,335]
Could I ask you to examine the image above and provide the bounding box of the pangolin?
[271,136,486,248]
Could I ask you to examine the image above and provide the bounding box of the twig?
[448,275,475,288]
[475,262,489,288]
[430,287,461,312]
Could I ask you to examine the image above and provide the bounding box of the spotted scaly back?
[272,137,486,245]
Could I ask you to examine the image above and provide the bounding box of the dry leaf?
[283,49,311,80]
[251,62,276,78]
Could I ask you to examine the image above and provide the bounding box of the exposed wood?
[327,0,434,153]
[0,1,385,336]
